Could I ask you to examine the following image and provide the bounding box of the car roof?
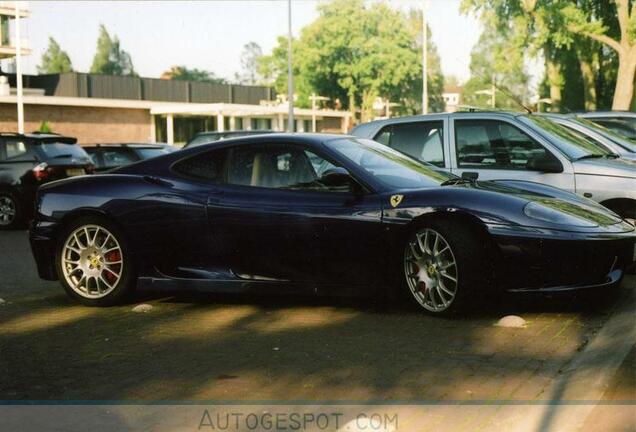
[351,110,526,133]
[194,130,273,136]
[0,132,77,144]
[577,111,636,118]
[83,143,171,149]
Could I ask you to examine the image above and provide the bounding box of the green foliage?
[461,0,634,110]
[38,121,52,133]
[37,37,73,74]
[90,24,136,76]
[258,0,444,119]
[462,12,530,109]
[169,66,226,84]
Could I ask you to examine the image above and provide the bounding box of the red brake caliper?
[103,250,121,284]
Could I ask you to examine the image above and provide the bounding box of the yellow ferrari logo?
[390,194,404,208]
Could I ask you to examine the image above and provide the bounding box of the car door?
[373,119,450,170]
[449,117,575,191]
[205,141,384,287]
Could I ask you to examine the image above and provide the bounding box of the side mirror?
[461,171,479,181]
[320,167,363,194]
[526,153,563,173]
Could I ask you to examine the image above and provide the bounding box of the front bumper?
[487,225,635,292]
[29,220,59,281]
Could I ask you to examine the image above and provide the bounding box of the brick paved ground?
[0,230,634,431]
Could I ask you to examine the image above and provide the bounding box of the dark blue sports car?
[29,134,636,315]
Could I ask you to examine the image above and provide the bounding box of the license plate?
[66,168,85,177]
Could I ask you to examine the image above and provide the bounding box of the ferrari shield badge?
[390,194,403,208]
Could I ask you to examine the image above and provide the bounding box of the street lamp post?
[422,0,428,115]
[287,0,294,132]
[15,2,24,134]
[309,93,329,132]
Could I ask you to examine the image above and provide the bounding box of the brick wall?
[0,104,152,144]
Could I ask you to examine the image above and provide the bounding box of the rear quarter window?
[172,148,229,182]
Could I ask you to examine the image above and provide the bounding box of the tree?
[461,0,634,110]
[90,24,136,76]
[462,12,531,109]
[238,42,263,85]
[562,0,636,109]
[37,37,73,74]
[167,66,227,84]
[258,0,444,122]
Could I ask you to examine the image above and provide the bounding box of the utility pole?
[422,1,428,115]
[287,0,294,132]
[15,2,24,134]
[491,73,496,108]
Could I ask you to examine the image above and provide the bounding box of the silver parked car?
[541,114,636,161]
[577,111,636,140]
[351,111,636,220]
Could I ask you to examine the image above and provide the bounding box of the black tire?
[55,215,135,306]
[0,191,23,230]
[402,219,490,316]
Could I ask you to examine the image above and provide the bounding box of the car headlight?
[523,202,598,227]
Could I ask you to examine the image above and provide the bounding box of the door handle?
[208,190,224,196]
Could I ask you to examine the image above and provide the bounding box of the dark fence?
[1,72,275,105]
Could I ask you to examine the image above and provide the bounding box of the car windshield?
[520,115,612,159]
[185,134,223,148]
[326,137,455,189]
[36,142,90,159]
[136,148,172,159]
[574,118,636,153]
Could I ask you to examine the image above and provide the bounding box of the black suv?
[0,133,94,229]
[83,143,177,172]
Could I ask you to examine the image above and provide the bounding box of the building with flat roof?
[0,1,30,61]
[442,85,462,112]
[0,72,351,144]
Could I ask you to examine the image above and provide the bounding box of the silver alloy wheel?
[61,224,124,299]
[0,195,16,226]
[404,228,458,312]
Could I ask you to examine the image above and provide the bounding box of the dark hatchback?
[83,143,177,172]
[0,133,93,229]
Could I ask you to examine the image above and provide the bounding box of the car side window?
[455,119,549,170]
[4,140,30,161]
[102,149,138,167]
[375,121,445,167]
[227,144,353,193]
[172,148,229,182]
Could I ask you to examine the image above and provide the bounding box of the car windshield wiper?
[51,154,75,159]
[440,178,475,186]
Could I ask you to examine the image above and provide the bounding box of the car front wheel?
[404,220,486,315]
[56,217,135,306]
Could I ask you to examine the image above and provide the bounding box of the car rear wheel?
[56,217,135,306]
[404,220,486,315]
[0,192,22,230]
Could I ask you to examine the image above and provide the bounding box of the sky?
[19,0,482,83]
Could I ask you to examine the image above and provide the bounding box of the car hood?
[572,157,636,178]
[389,179,632,233]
